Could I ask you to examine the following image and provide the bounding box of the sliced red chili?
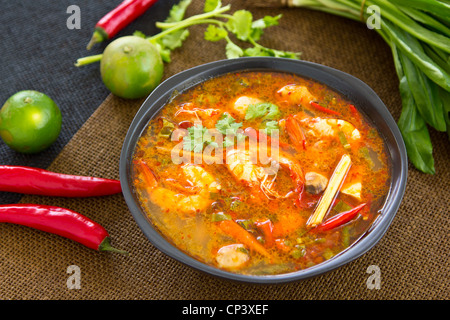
[314,203,367,232]
[255,219,275,248]
[0,204,127,253]
[0,165,122,197]
[87,0,159,49]
[310,101,341,116]
[349,104,358,115]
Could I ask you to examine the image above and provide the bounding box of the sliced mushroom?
[304,171,329,195]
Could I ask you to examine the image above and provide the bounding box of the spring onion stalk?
[287,0,450,174]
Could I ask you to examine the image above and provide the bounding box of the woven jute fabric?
[1,0,448,300]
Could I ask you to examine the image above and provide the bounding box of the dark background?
[0,0,178,204]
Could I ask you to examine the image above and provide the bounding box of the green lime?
[100,36,164,99]
[0,90,62,154]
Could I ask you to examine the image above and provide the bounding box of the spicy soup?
[132,71,390,275]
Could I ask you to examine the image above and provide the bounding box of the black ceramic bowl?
[119,57,407,284]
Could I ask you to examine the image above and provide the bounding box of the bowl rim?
[119,57,408,284]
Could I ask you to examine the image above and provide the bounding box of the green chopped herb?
[183,124,218,153]
[360,146,375,169]
[236,246,249,254]
[211,212,231,222]
[322,248,334,260]
[215,113,242,135]
[337,131,351,150]
[236,219,252,230]
[230,200,242,210]
[215,113,245,147]
[342,226,351,248]
[157,118,176,139]
[261,120,280,135]
[332,200,353,214]
[245,102,280,121]
[291,245,306,259]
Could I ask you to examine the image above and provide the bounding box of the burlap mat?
[1,0,448,300]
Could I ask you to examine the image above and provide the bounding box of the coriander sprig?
[75,0,299,66]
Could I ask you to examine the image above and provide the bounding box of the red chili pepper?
[349,104,358,115]
[349,104,363,126]
[314,203,367,232]
[87,0,159,49]
[255,219,275,248]
[0,165,122,197]
[310,101,341,116]
[0,204,127,253]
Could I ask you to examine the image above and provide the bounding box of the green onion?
[211,212,231,222]
[341,226,351,247]
[291,245,306,258]
[322,248,335,260]
[337,131,351,150]
[332,200,353,214]
[157,118,176,139]
[359,146,375,169]
[285,0,450,174]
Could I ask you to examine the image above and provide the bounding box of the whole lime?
[100,36,164,99]
[0,90,62,154]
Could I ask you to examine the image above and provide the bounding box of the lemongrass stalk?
[307,154,352,227]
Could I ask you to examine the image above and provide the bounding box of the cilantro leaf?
[265,103,281,119]
[243,47,271,57]
[225,42,244,59]
[251,14,282,41]
[204,24,228,42]
[215,113,246,147]
[166,0,192,23]
[204,0,222,13]
[265,48,301,59]
[183,124,217,153]
[152,0,192,62]
[226,10,253,41]
[161,29,190,50]
[215,113,242,135]
[245,102,280,121]
[261,120,280,135]
[132,30,147,38]
[243,46,300,59]
[151,41,172,63]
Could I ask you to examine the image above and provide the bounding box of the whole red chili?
[87,0,159,49]
[310,101,341,116]
[0,204,127,253]
[0,165,122,197]
[314,203,367,232]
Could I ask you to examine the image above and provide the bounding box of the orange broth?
[132,71,390,275]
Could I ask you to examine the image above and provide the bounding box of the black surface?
[0,0,177,204]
